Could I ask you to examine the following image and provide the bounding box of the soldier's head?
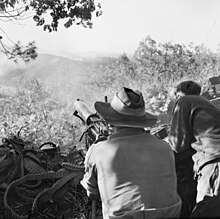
[94,87,158,129]
[175,80,201,99]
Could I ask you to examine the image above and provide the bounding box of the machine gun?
[73,99,110,219]
[73,99,110,151]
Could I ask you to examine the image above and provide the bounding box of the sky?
[1,0,220,56]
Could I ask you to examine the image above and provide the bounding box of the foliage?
[87,36,220,125]
[0,0,102,62]
[0,78,77,150]
[0,0,102,31]
[0,39,38,63]
[87,54,140,100]
[133,36,220,90]
[1,35,220,144]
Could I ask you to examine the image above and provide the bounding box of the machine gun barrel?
[73,99,97,125]
[73,99,109,148]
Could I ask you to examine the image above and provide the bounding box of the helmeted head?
[94,87,158,128]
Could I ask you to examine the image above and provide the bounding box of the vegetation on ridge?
[0,36,220,148]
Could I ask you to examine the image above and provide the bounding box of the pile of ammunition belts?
[0,135,102,219]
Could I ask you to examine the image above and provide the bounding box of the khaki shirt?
[81,127,181,219]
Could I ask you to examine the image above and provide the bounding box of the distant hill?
[0,53,116,103]
[1,54,88,85]
[49,50,125,61]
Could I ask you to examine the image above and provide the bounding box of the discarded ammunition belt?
[0,147,9,155]
[0,157,13,170]
[61,162,84,171]
[1,135,89,219]
[23,152,48,174]
[4,170,69,219]
[31,171,84,213]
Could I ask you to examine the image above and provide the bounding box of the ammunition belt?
[23,151,48,174]
[0,147,9,155]
[61,161,84,171]
[4,170,69,219]
[31,171,84,212]
[0,157,13,170]
[0,136,86,219]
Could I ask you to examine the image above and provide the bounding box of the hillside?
[1,54,89,85]
[0,53,115,103]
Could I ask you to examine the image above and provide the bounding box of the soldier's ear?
[175,91,185,100]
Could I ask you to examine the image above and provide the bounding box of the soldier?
[81,87,182,219]
[169,80,220,217]
[169,80,201,217]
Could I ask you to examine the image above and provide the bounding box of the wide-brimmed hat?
[94,87,158,128]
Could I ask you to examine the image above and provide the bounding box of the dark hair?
[176,80,201,95]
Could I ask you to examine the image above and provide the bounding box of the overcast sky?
[1,0,220,55]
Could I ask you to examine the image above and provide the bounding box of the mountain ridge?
[0,52,117,103]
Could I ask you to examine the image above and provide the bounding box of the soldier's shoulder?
[179,95,207,103]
